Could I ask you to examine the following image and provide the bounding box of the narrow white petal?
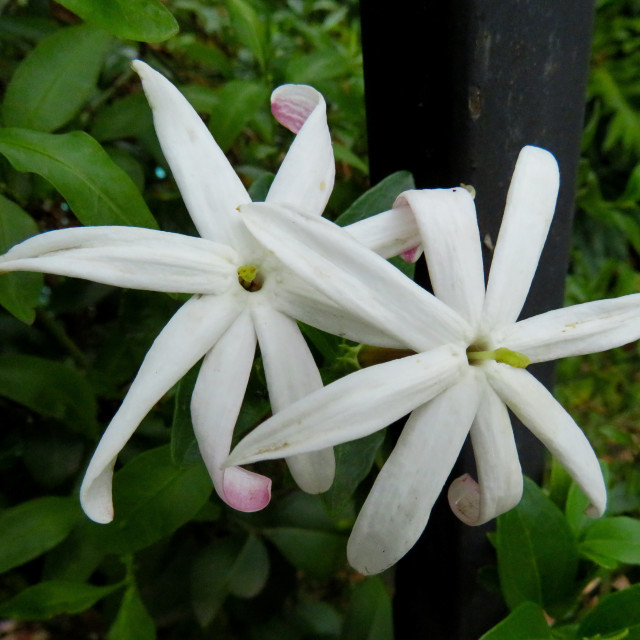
[270,273,407,348]
[348,371,480,575]
[482,146,560,331]
[252,301,334,493]
[499,293,640,363]
[132,60,252,246]
[344,205,421,259]
[267,85,334,216]
[448,379,522,526]
[240,202,471,352]
[79,291,244,523]
[0,226,238,294]
[191,309,271,512]
[484,363,606,517]
[226,343,467,467]
[398,188,485,328]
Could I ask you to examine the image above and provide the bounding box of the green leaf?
[0,194,42,323]
[191,535,269,626]
[580,517,640,567]
[286,50,351,84]
[56,0,178,43]
[340,577,393,640]
[171,365,202,466]
[336,171,415,227]
[91,93,154,142]
[226,0,267,70]
[479,601,552,640]
[0,128,157,228]
[263,528,346,579]
[207,80,269,152]
[322,431,385,518]
[2,25,112,132]
[496,477,579,612]
[0,354,97,435]
[108,585,156,640]
[0,497,80,573]
[0,580,122,620]
[578,584,640,638]
[88,445,212,554]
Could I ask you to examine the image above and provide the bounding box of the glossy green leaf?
[286,49,351,84]
[0,497,80,573]
[56,0,178,42]
[263,528,346,579]
[336,171,415,227]
[479,602,552,640]
[171,365,202,466]
[226,0,266,70]
[0,580,122,620]
[322,431,385,518]
[496,477,579,612]
[89,445,212,554]
[0,354,97,435]
[0,194,42,323]
[108,585,156,640]
[2,25,112,132]
[578,583,640,638]
[580,516,640,566]
[91,93,154,142]
[207,80,269,152]
[0,128,157,228]
[191,535,269,627]
[340,577,393,640]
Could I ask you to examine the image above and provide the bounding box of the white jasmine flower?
[0,61,422,523]
[227,146,640,574]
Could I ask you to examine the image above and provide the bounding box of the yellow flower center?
[237,264,262,292]
[467,346,530,369]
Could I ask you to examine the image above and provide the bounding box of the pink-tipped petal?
[344,205,421,259]
[271,85,319,133]
[400,246,422,263]
[267,84,334,216]
[222,467,271,512]
[448,474,481,525]
[191,308,272,512]
[252,301,334,493]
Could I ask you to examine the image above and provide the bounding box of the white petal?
[269,273,407,348]
[132,60,252,247]
[448,379,522,526]
[226,343,467,467]
[0,226,238,294]
[344,205,421,259]
[266,85,334,216]
[79,291,244,523]
[482,146,560,331]
[347,371,480,575]
[499,293,640,363]
[484,363,606,517]
[240,202,471,352]
[398,188,485,328]
[251,301,334,493]
[191,308,271,512]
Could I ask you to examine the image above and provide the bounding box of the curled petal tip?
[585,501,605,519]
[447,473,481,526]
[271,84,323,134]
[400,246,422,263]
[222,467,272,512]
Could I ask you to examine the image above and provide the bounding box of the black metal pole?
[359,2,594,638]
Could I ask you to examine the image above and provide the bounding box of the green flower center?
[237,264,262,292]
[467,346,530,369]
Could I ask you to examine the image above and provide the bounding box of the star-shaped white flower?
[226,146,640,574]
[0,61,422,523]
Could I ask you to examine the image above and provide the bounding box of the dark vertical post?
[359,2,594,638]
